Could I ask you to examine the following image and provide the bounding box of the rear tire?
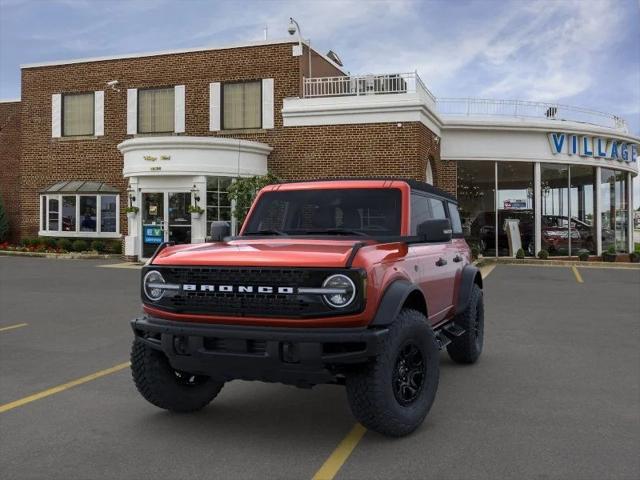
[345,309,440,437]
[131,340,224,412]
[447,283,484,364]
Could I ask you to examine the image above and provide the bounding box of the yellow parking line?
[571,266,584,283]
[312,423,367,480]
[98,262,142,269]
[0,323,28,333]
[0,362,130,414]
[479,263,496,279]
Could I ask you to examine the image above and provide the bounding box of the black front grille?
[143,266,364,319]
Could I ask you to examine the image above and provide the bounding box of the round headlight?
[322,274,356,308]
[143,270,166,301]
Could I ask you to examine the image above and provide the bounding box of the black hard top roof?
[280,177,457,203]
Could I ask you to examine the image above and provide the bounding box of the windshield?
[243,188,402,236]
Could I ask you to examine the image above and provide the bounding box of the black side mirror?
[417,219,452,243]
[209,221,231,242]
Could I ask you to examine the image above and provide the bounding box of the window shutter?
[51,94,62,138]
[262,78,274,129]
[174,85,185,133]
[94,91,104,136]
[127,88,137,134]
[209,82,221,131]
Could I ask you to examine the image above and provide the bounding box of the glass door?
[167,192,191,245]
[142,192,165,259]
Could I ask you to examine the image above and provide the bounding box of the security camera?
[288,18,297,35]
[106,80,120,92]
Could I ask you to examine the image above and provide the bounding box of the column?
[534,162,542,255]
[595,167,602,256]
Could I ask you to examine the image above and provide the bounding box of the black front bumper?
[131,316,388,387]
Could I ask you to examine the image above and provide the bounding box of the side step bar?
[435,323,465,349]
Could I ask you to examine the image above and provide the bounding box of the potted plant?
[603,245,617,262]
[577,249,590,262]
[188,204,204,220]
[125,206,139,221]
[629,246,640,263]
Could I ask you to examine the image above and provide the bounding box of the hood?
[151,238,369,268]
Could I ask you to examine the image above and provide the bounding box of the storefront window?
[457,161,495,256]
[80,196,97,232]
[48,197,59,231]
[40,193,119,237]
[62,196,76,232]
[206,177,233,233]
[497,162,534,256]
[570,166,596,254]
[100,195,117,233]
[601,169,628,253]
[541,164,569,256]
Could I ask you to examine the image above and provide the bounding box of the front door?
[141,192,192,258]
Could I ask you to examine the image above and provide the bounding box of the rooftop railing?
[303,72,436,102]
[435,98,628,132]
[301,74,628,132]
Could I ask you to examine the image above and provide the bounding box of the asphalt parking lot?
[1,257,639,480]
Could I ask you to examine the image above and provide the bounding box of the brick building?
[1,38,637,259]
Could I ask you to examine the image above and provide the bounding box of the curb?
[0,250,122,260]
[490,257,640,269]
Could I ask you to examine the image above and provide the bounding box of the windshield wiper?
[303,229,368,237]
[243,229,287,236]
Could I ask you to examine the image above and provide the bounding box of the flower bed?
[0,237,122,255]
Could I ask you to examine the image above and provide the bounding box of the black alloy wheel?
[392,342,425,406]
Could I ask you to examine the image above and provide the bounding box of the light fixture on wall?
[191,185,200,203]
[288,17,312,78]
[127,187,136,205]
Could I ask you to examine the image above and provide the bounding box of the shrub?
[91,240,106,253]
[41,237,58,249]
[108,240,122,254]
[537,249,549,260]
[0,195,9,242]
[515,248,525,259]
[57,238,73,252]
[630,252,640,263]
[577,249,590,261]
[470,246,480,259]
[607,244,616,254]
[71,239,88,252]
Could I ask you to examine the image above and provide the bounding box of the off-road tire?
[345,309,439,437]
[447,283,484,364]
[131,340,224,412]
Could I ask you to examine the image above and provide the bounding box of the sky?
[1,0,639,203]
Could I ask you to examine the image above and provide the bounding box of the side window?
[448,202,463,234]
[410,194,430,235]
[428,198,447,220]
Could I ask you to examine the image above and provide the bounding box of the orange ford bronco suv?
[131,179,484,436]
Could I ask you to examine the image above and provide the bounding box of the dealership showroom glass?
[0,38,637,259]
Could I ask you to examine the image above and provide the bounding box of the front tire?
[447,283,484,364]
[345,309,440,437]
[131,340,224,412]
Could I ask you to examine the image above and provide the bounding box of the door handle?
[435,257,447,267]
[453,255,463,263]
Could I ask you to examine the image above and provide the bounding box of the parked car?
[129,179,484,437]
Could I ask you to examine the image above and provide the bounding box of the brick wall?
[15,41,443,240]
[0,101,21,242]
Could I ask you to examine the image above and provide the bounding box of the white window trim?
[38,193,121,238]
[174,85,185,133]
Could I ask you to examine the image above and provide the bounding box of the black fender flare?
[370,280,426,326]
[456,265,483,315]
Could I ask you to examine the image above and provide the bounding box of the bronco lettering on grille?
[182,284,296,294]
